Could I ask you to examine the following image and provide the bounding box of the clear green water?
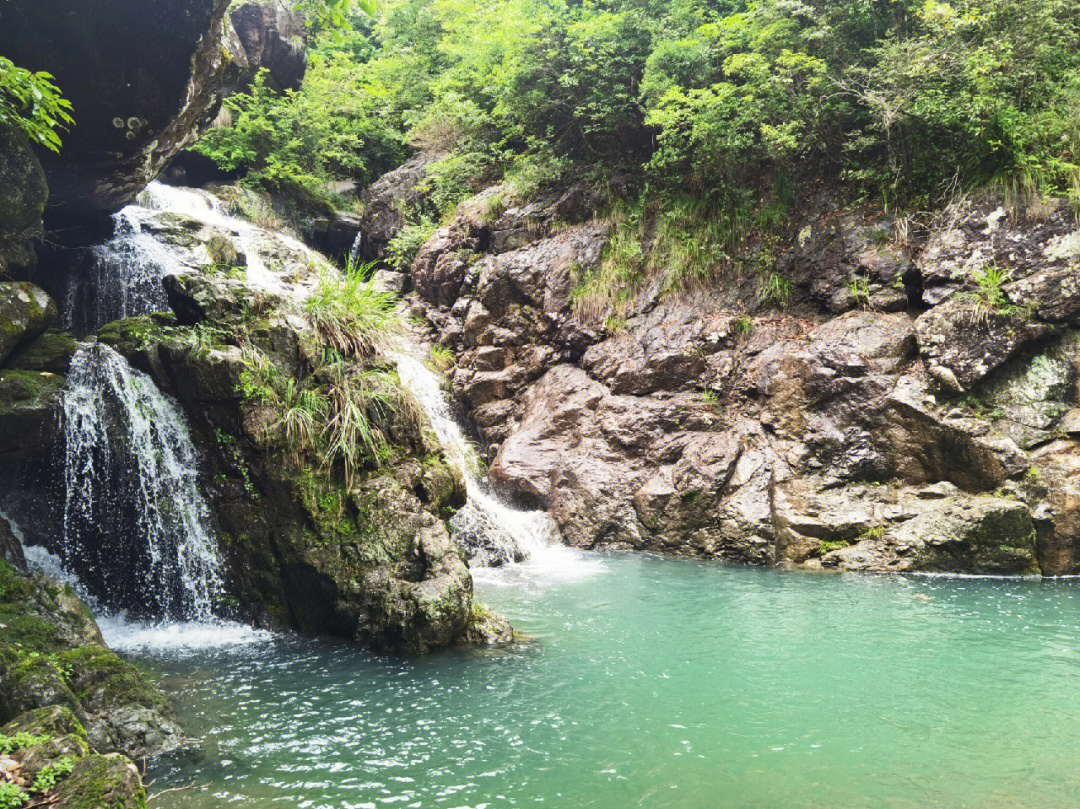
[137,553,1080,808]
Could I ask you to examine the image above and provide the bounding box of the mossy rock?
[0,282,57,366]
[7,329,80,374]
[53,754,146,809]
[96,312,180,355]
[0,562,188,759]
[462,603,515,646]
[4,706,92,782]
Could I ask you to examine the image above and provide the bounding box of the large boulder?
[0,282,58,365]
[825,496,1038,574]
[0,0,239,218]
[351,152,445,263]
[0,124,48,278]
[0,561,189,759]
[916,195,1080,307]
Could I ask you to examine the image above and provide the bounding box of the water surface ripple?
[147,554,1080,808]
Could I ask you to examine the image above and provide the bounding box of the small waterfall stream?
[395,351,602,582]
[60,342,223,619]
[41,179,591,643]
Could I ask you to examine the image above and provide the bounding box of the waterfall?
[60,342,223,619]
[65,207,175,333]
[138,181,297,294]
[394,351,560,567]
[65,181,315,334]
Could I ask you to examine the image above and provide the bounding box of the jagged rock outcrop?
[360,153,1080,576]
[230,0,309,91]
[0,0,240,218]
[350,152,445,264]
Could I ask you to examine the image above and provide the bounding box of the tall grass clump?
[304,259,402,358]
[322,366,419,486]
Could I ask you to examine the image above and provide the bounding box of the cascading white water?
[65,207,176,333]
[60,342,223,619]
[139,181,303,294]
[394,350,571,570]
[65,181,325,334]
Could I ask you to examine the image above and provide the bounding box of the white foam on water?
[472,544,608,588]
[97,615,274,656]
[138,181,325,297]
[393,349,604,582]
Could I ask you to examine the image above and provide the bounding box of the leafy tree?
[0,56,73,152]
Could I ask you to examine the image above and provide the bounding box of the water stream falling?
[64,207,175,333]
[395,350,602,582]
[49,178,589,643]
[60,342,223,619]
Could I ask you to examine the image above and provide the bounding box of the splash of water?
[394,350,604,581]
[60,343,224,620]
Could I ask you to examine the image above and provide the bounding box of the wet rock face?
[0,0,236,218]
[101,234,478,652]
[0,283,57,366]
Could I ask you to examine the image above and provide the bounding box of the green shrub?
[303,260,402,358]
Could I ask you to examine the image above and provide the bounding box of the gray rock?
[230,0,309,91]
[0,123,48,278]
[915,295,1053,392]
[827,496,1038,574]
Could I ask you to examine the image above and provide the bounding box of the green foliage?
[199,0,1080,242]
[30,757,75,795]
[0,57,73,152]
[0,783,25,809]
[194,52,404,208]
[427,343,454,372]
[322,366,416,485]
[386,217,436,272]
[974,264,1013,310]
[817,540,852,556]
[733,316,753,337]
[0,732,48,755]
[760,273,792,308]
[298,0,377,29]
[303,259,402,358]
